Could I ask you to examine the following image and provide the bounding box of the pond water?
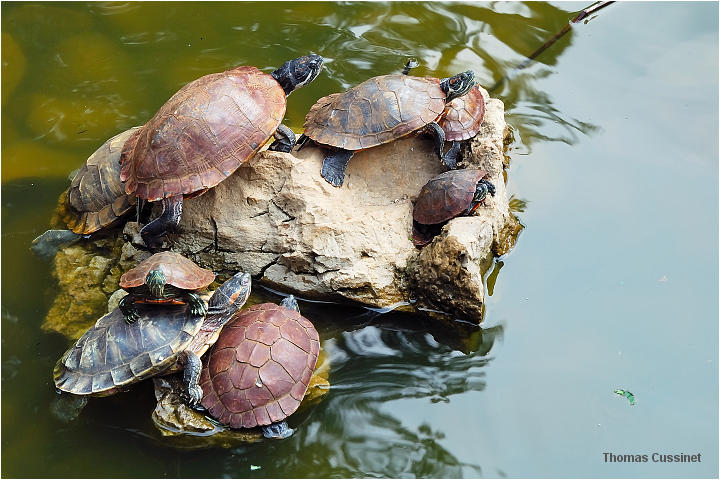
[2,2,717,478]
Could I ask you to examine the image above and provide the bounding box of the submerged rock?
[43,86,519,326]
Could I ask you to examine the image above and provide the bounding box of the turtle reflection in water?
[199,295,320,439]
[53,272,252,417]
[412,169,496,247]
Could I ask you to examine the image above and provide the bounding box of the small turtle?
[120,54,324,249]
[412,169,496,247]
[30,127,140,258]
[54,271,252,406]
[199,295,320,439]
[300,69,476,187]
[402,60,485,150]
[118,251,215,323]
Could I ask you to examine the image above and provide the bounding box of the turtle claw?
[185,385,203,406]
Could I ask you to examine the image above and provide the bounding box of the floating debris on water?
[250,465,261,471]
[614,389,635,405]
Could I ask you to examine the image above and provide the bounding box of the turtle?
[300,68,476,187]
[118,251,216,324]
[120,54,324,250]
[53,271,252,406]
[199,295,320,439]
[402,59,485,152]
[30,127,141,259]
[412,169,496,247]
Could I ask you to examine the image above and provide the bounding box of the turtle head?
[280,295,300,313]
[440,70,475,103]
[469,178,496,213]
[145,269,166,299]
[208,272,252,314]
[271,54,324,96]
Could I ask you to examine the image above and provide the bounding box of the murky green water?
[2,2,717,478]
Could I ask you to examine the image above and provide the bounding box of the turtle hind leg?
[262,421,294,439]
[321,149,354,187]
[140,195,183,251]
[268,124,296,153]
[181,351,202,406]
[30,229,81,259]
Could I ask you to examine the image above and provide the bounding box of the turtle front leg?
[296,134,311,152]
[185,291,207,317]
[140,195,183,251]
[321,148,354,187]
[426,122,459,169]
[119,294,141,324]
[268,124,296,153]
[181,350,203,406]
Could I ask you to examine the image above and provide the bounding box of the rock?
[151,348,330,448]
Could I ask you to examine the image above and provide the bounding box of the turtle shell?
[413,169,489,225]
[303,74,446,151]
[53,304,202,396]
[120,66,287,202]
[119,251,215,290]
[438,85,485,141]
[62,127,140,235]
[199,303,320,429]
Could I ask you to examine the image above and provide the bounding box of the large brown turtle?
[300,68,475,187]
[120,54,324,249]
[54,271,251,406]
[30,127,140,258]
[412,169,496,247]
[118,251,216,323]
[199,295,320,439]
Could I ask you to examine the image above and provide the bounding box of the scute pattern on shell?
[439,85,485,141]
[303,74,446,151]
[120,66,286,202]
[64,127,140,235]
[413,169,489,225]
[119,251,215,290]
[199,303,320,429]
[53,305,202,396]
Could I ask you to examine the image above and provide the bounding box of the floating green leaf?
[614,389,635,405]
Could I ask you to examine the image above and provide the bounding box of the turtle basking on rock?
[300,68,476,187]
[199,295,320,439]
[54,271,251,406]
[118,251,216,323]
[402,60,486,148]
[412,169,496,247]
[120,54,324,249]
[31,127,141,259]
